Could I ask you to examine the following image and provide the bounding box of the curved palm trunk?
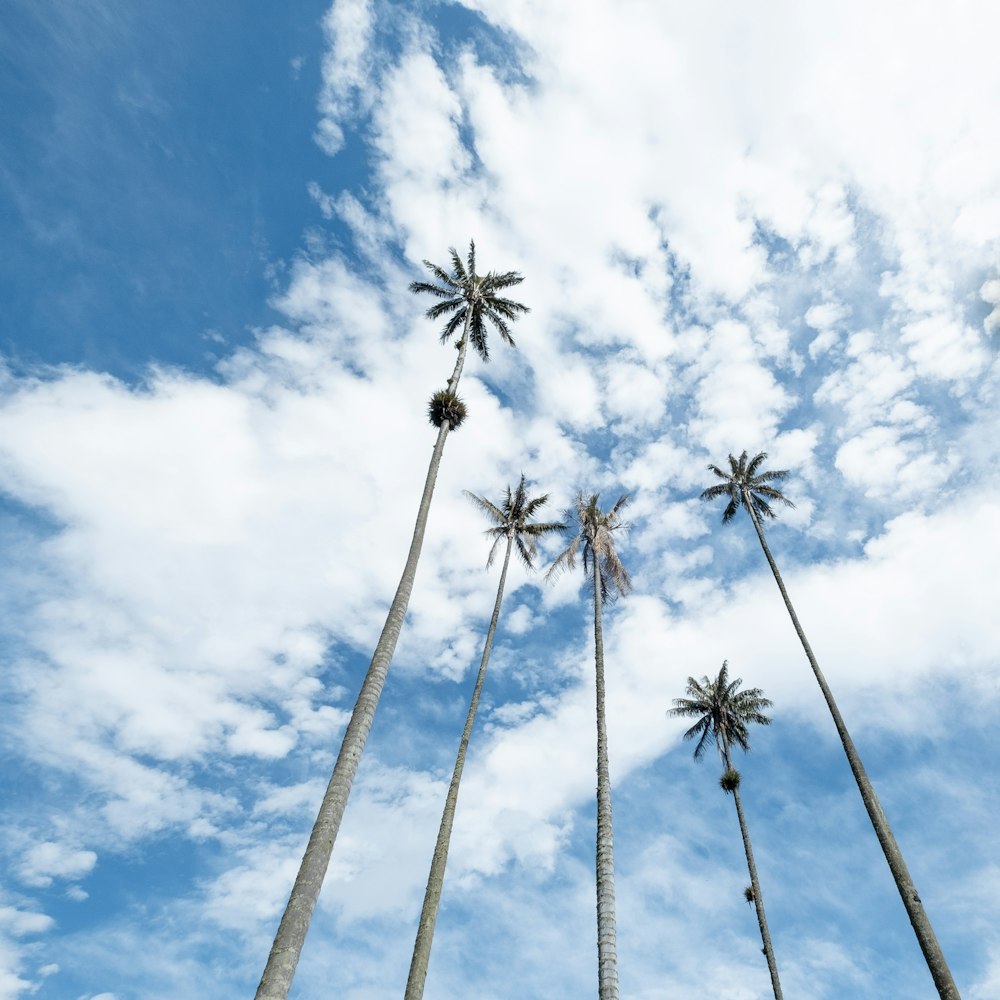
[592,565,620,1000]
[254,331,472,1000]
[744,498,960,1000]
[404,537,513,1000]
[720,739,783,1000]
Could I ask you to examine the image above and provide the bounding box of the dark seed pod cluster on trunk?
[428,389,467,429]
[720,767,741,793]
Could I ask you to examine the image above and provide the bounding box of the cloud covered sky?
[1,1,999,997]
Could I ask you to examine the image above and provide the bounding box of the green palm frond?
[465,474,565,571]
[745,451,763,476]
[422,298,465,321]
[513,534,534,568]
[410,241,528,362]
[669,661,772,762]
[408,279,456,300]
[700,450,795,525]
[462,490,506,526]
[484,269,528,292]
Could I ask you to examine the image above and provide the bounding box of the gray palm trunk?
[253,325,472,1000]
[404,536,513,999]
[593,561,620,1000]
[743,493,960,1000]
[719,737,783,1000]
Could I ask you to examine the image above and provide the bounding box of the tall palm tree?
[254,243,528,1000]
[547,493,632,1000]
[405,476,564,1000]
[670,662,784,1000]
[701,450,959,1000]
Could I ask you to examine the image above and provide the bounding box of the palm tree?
[670,662,784,1000]
[547,493,631,1000]
[701,450,959,1000]
[254,243,528,1000]
[405,476,564,999]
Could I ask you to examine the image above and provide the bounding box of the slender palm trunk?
[720,739,783,1000]
[404,537,513,999]
[254,330,472,1000]
[744,497,960,1000]
[593,565,620,1000]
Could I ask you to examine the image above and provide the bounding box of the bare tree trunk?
[593,565,620,1000]
[744,497,960,1000]
[720,740,783,1000]
[254,330,472,1000]
[404,537,513,999]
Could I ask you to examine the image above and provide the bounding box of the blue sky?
[2,2,1000,998]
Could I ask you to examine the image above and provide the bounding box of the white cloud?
[834,424,954,501]
[315,0,375,154]
[688,319,792,457]
[981,277,1000,333]
[0,907,53,938]
[503,603,537,636]
[0,902,53,1000]
[604,361,669,427]
[17,842,96,889]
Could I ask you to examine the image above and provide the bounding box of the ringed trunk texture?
[745,498,960,1000]
[593,564,620,1000]
[253,331,472,1000]
[404,538,513,1000]
[721,741,783,1000]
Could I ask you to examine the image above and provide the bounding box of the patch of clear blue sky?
[0,1,353,381]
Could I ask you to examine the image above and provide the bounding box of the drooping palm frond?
[409,240,529,362]
[547,492,632,604]
[464,474,565,570]
[669,661,772,760]
[700,450,795,524]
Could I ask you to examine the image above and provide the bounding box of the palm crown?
[547,492,632,603]
[700,450,795,523]
[670,661,772,759]
[463,475,566,569]
[409,240,529,362]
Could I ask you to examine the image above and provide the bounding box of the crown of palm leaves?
[546,492,632,603]
[700,449,795,523]
[669,661,772,760]
[409,240,529,362]
[463,474,566,569]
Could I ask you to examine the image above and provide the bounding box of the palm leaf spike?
[404,476,563,999]
[254,245,526,1000]
[546,492,631,1000]
[669,662,783,1000]
[699,451,960,1000]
